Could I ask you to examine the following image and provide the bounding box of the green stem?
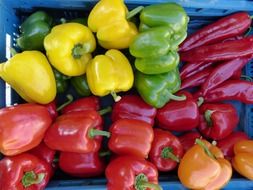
[89,128,110,138]
[195,139,215,160]
[98,106,112,116]
[250,15,253,19]
[99,150,111,157]
[22,171,45,188]
[241,75,253,82]
[60,18,67,24]
[168,93,186,101]
[10,48,17,56]
[111,91,121,102]
[204,110,215,127]
[56,94,74,112]
[161,147,180,162]
[197,97,204,107]
[244,27,252,37]
[135,173,163,190]
[72,43,90,59]
[126,6,144,20]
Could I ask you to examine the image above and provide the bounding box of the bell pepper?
[232,140,253,180]
[44,110,110,153]
[178,131,201,153]
[44,100,58,121]
[149,128,183,172]
[178,139,232,190]
[53,68,70,94]
[134,68,185,108]
[70,75,91,97]
[217,131,249,160]
[59,151,106,177]
[86,49,134,101]
[108,119,154,158]
[0,153,52,189]
[17,11,53,51]
[156,91,202,131]
[106,156,162,190]
[198,103,239,140]
[0,103,52,156]
[44,23,96,76]
[0,51,56,104]
[111,95,157,126]
[88,0,138,49]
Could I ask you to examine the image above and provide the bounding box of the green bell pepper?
[135,51,179,74]
[134,68,185,108]
[17,11,53,51]
[53,69,70,94]
[70,75,91,96]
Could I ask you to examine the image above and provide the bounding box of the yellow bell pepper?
[86,49,134,101]
[88,0,139,49]
[44,23,96,76]
[0,51,56,104]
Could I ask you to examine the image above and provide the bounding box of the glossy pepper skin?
[44,110,109,153]
[0,103,52,156]
[0,51,56,104]
[17,11,53,51]
[135,68,185,108]
[232,140,253,180]
[157,91,200,132]
[106,156,161,190]
[111,95,157,126]
[70,75,91,97]
[179,12,251,52]
[217,131,249,160]
[44,23,96,76]
[44,100,58,121]
[108,119,154,158]
[178,139,232,190]
[178,131,201,153]
[198,103,239,140]
[0,153,52,190]
[87,49,134,101]
[88,0,138,49]
[149,129,183,172]
[59,151,106,178]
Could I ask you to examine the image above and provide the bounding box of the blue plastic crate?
[1,0,253,189]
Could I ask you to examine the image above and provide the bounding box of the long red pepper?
[179,12,251,52]
[180,36,253,63]
[204,80,253,104]
[201,57,251,95]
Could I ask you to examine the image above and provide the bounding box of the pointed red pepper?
[156,91,202,132]
[106,156,162,190]
[0,103,52,156]
[111,95,157,125]
[149,128,183,172]
[0,153,52,190]
[178,131,202,153]
[198,103,239,140]
[108,119,154,158]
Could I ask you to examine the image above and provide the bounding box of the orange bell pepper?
[232,140,253,180]
[178,139,232,190]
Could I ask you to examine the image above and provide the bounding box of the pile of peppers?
[0,0,253,190]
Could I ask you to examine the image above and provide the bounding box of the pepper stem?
[60,18,67,23]
[135,173,163,190]
[88,128,110,138]
[195,139,215,160]
[168,93,186,101]
[244,27,252,36]
[240,75,253,82]
[72,43,91,59]
[111,91,121,102]
[161,147,180,163]
[204,110,215,127]
[99,150,111,157]
[10,48,17,56]
[126,6,144,20]
[56,94,74,111]
[98,106,112,116]
[197,97,204,107]
[22,171,45,188]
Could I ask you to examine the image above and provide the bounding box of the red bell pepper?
[0,153,51,190]
[59,151,106,177]
[0,103,52,156]
[179,12,251,52]
[178,131,201,153]
[180,67,212,90]
[44,100,58,120]
[108,119,154,158]
[111,95,157,126]
[217,131,249,160]
[198,103,239,140]
[149,128,183,172]
[106,156,161,190]
[180,36,253,63]
[203,80,253,104]
[156,91,202,132]
[44,110,110,153]
[201,57,251,95]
